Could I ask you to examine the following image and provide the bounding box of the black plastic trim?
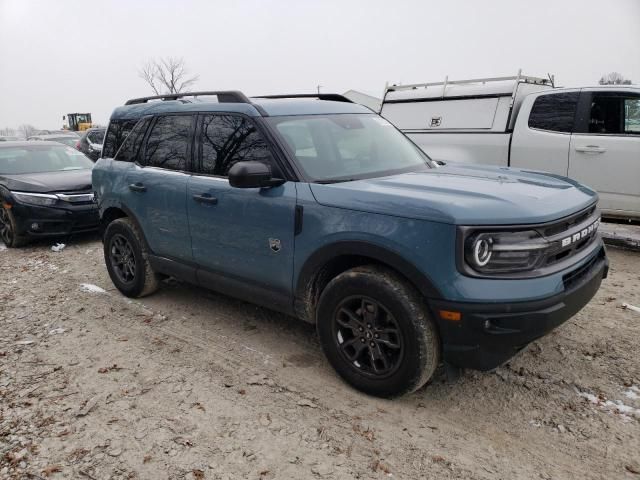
[383,93,511,105]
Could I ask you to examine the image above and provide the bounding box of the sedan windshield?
[267,114,431,182]
[47,137,78,148]
[0,145,93,174]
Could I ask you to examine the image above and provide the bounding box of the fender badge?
[269,238,281,253]
[430,116,442,127]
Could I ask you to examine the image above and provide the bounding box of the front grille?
[56,190,95,205]
[539,205,600,268]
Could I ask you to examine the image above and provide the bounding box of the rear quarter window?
[102,119,139,158]
[528,92,579,133]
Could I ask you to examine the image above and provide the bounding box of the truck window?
[625,98,640,134]
[528,93,579,133]
[586,94,640,135]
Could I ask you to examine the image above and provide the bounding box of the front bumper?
[431,245,608,371]
[12,201,99,238]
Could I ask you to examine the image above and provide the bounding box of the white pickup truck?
[380,72,640,220]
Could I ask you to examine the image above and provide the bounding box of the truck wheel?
[103,217,160,298]
[0,204,27,248]
[316,265,440,398]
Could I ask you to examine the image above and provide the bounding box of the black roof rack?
[125,90,251,106]
[253,93,353,103]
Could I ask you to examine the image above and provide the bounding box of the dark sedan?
[0,142,99,247]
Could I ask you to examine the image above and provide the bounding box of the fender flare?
[295,241,442,315]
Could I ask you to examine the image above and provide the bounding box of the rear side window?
[102,119,138,158]
[143,115,194,171]
[625,98,640,134]
[199,114,273,176]
[528,93,579,133]
[114,118,151,163]
[87,130,105,144]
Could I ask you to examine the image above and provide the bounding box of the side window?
[114,118,151,163]
[87,130,104,144]
[102,119,138,158]
[200,114,274,176]
[625,98,640,134]
[528,92,579,133]
[143,115,194,171]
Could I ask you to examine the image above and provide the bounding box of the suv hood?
[2,169,93,193]
[309,164,598,225]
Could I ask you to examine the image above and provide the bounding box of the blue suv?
[93,91,608,397]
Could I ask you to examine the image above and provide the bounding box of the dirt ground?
[0,236,639,480]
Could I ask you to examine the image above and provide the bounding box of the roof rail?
[385,70,554,94]
[253,93,353,103]
[124,90,251,106]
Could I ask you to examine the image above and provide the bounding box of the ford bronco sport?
[93,91,608,397]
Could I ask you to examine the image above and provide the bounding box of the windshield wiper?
[316,178,359,184]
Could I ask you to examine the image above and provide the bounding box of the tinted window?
[625,98,640,134]
[528,93,579,133]
[144,115,193,171]
[586,94,640,135]
[114,118,151,162]
[200,115,273,176]
[103,119,138,158]
[87,130,105,144]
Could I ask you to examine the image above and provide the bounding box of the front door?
[569,90,640,218]
[187,113,297,311]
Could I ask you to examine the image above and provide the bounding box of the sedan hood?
[2,169,93,193]
[309,164,598,225]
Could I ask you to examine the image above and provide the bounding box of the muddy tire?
[0,204,27,248]
[103,217,160,298]
[316,265,440,398]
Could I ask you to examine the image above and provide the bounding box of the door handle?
[575,145,606,154]
[193,193,218,205]
[128,182,147,192]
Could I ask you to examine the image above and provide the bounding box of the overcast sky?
[1,0,638,129]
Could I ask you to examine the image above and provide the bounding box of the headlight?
[464,230,549,274]
[12,192,59,207]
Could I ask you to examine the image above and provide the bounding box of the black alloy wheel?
[0,206,13,246]
[109,233,137,284]
[332,295,404,378]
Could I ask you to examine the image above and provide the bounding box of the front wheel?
[316,265,440,398]
[0,204,27,248]
[103,218,160,298]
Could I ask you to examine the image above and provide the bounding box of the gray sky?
[1,0,639,129]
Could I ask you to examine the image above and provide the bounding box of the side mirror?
[228,161,284,189]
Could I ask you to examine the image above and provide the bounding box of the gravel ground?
[1,236,639,479]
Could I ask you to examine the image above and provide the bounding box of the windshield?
[0,145,94,174]
[48,137,78,147]
[267,114,431,182]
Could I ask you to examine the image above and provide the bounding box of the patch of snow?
[49,328,66,335]
[578,389,640,421]
[51,243,66,252]
[0,242,6,251]
[624,386,640,401]
[79,283,107,294]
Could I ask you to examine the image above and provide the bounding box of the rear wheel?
[0,204,27,248]
[317,265,440,397]
[103,218,160,297]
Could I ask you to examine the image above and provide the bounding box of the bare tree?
[0,127,16,136]
[139,57,199,95]
[17,124,37,138]
[598,72,633,85]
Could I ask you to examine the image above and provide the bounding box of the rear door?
[122,114,195,261]
[187,113,297,311]
[569,90,640,218]
[510,91,580,175]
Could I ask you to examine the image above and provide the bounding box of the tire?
[0,204,27,248]
[316,265,440,398]
[103,217,160,298]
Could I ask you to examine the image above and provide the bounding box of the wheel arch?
[100,205,151,252]
[294,241,442,323]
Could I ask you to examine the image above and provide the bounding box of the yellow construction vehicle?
[63,113,92,132]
